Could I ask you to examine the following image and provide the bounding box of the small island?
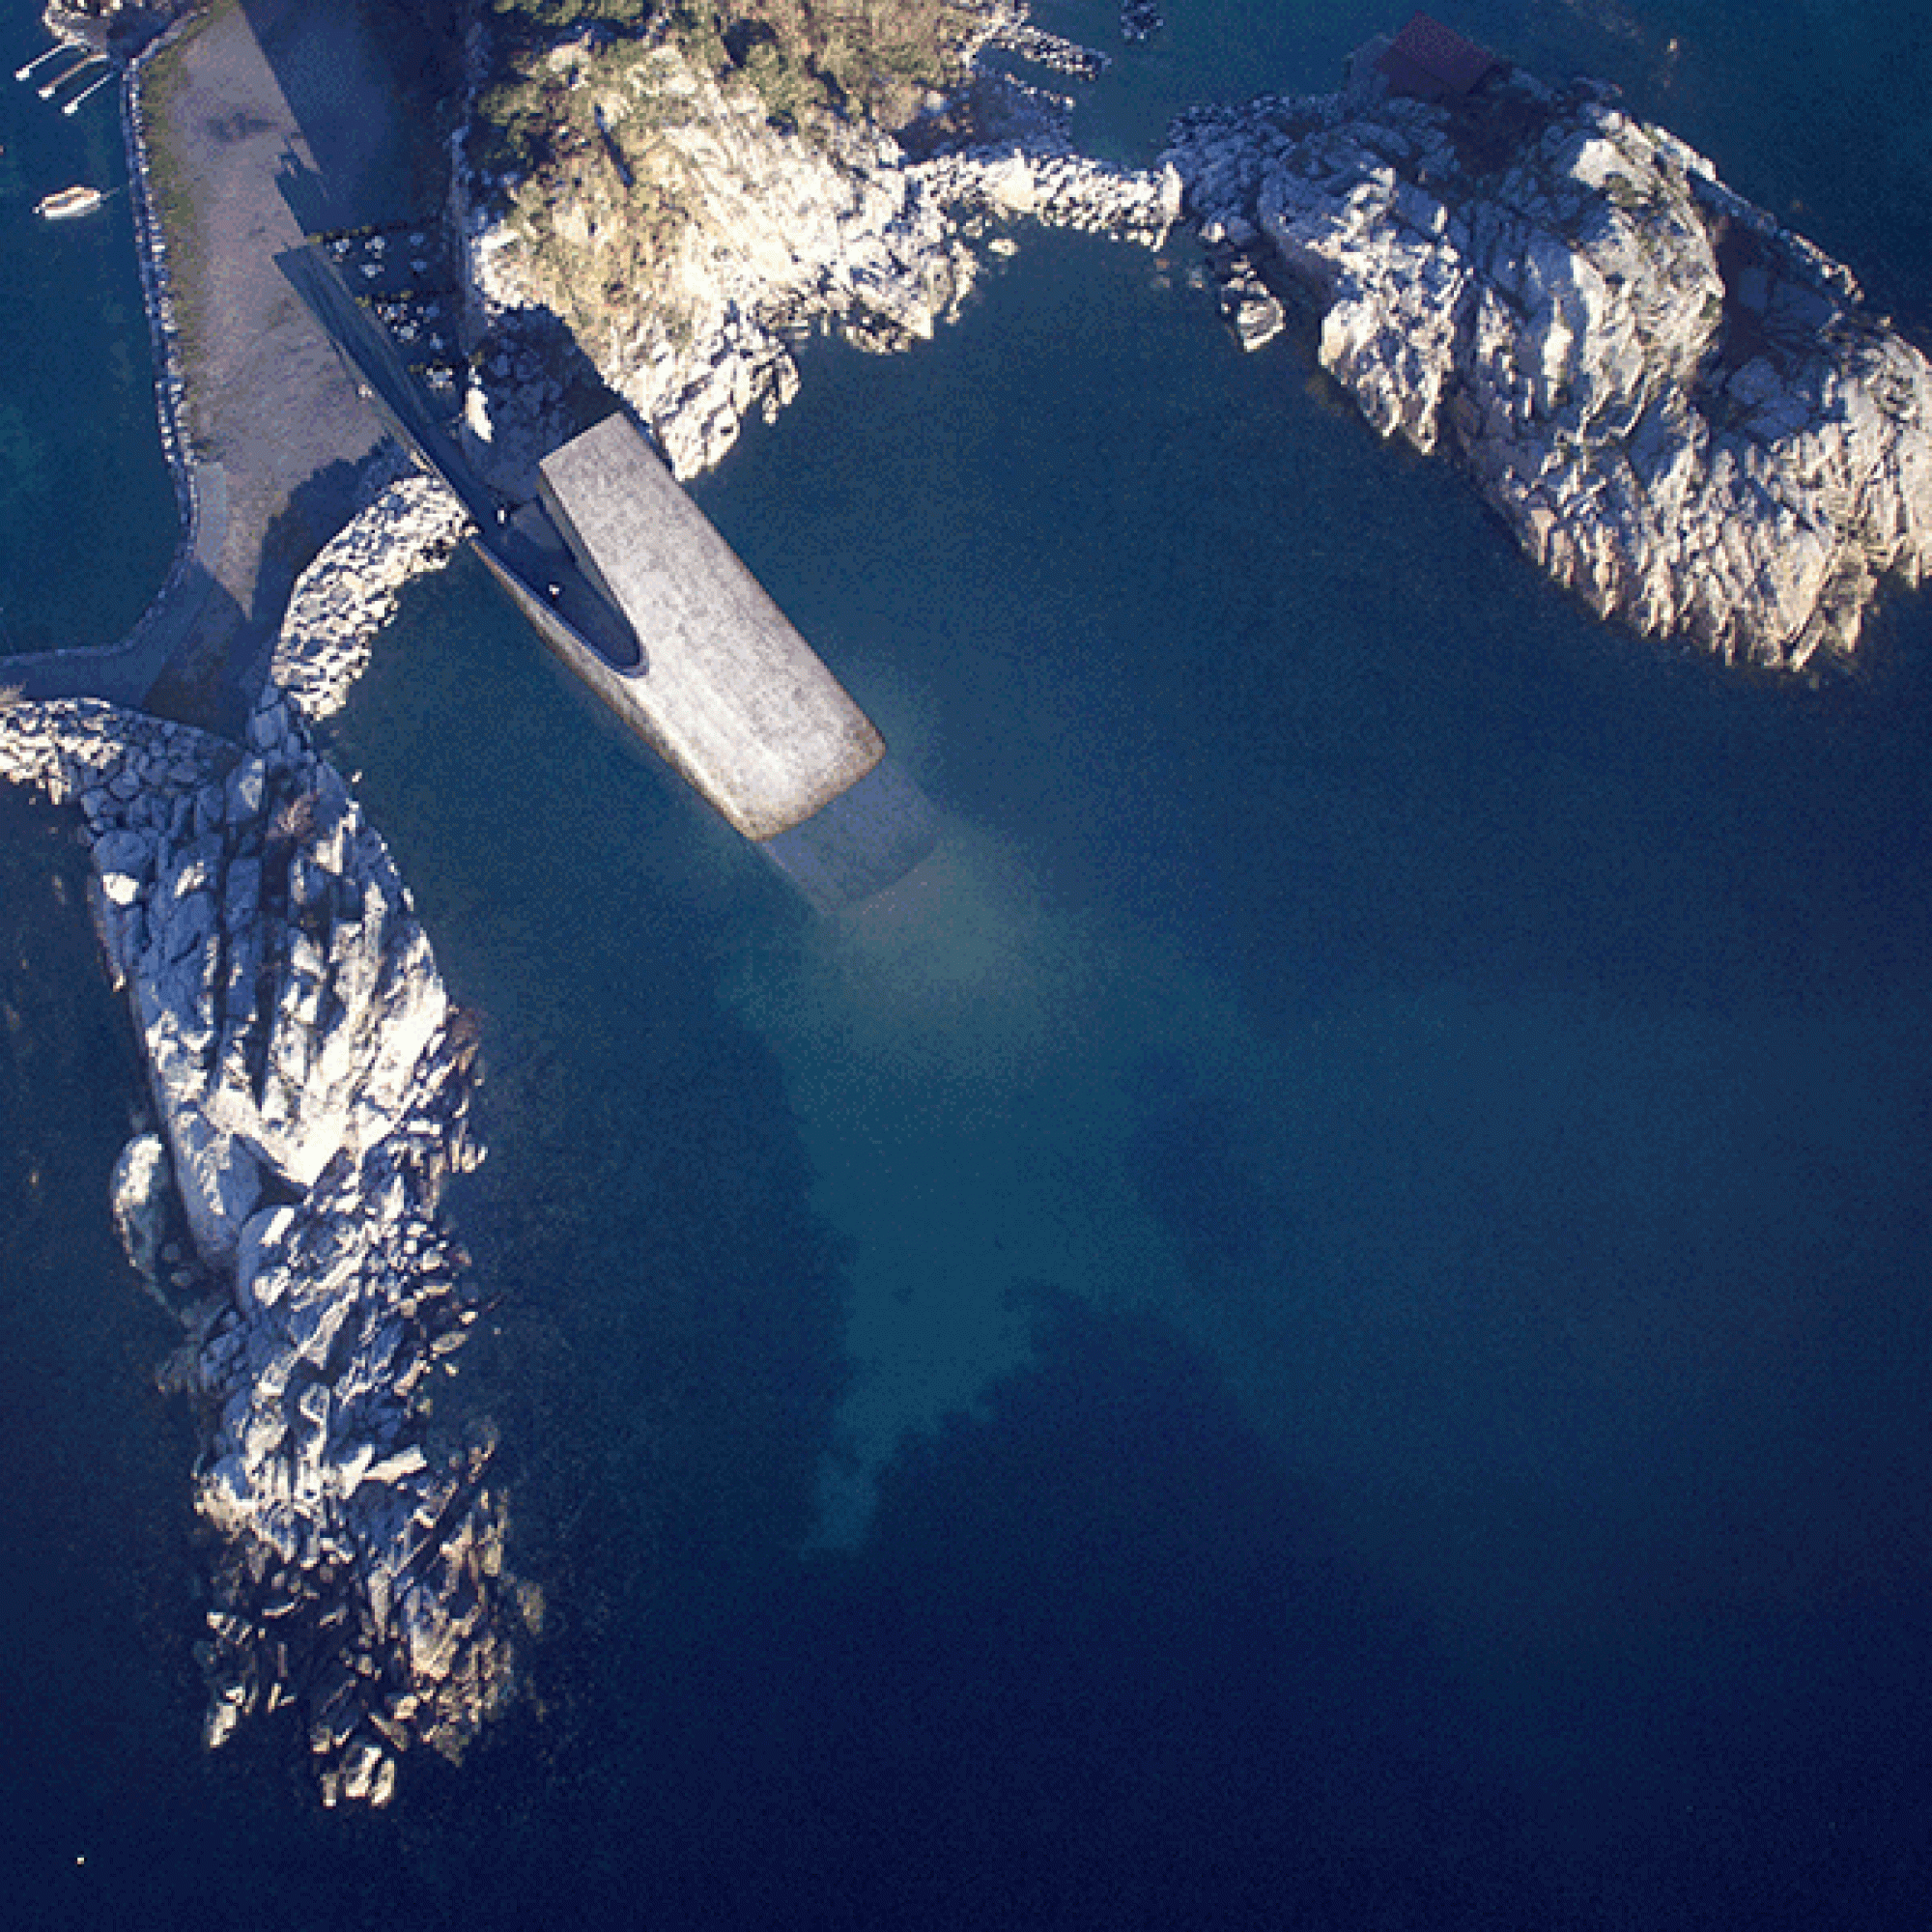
[1172,15,1932,671]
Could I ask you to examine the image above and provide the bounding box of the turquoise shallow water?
[9,2,1932,1927]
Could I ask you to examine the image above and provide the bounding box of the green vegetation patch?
[472,0,984,172]
[138,12,216,403]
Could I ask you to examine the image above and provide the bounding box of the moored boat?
[36,185,103,220]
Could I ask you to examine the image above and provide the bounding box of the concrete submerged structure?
[536,413,883,840]
[281,242,936,910]
[533,413,938,911]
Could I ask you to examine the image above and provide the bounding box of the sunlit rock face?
[0,688,522,1809]
[457,15,1929,668]
[463,36,979,480]
[270,467,470,722]
[1169,70,1932,670]
[458,32,1178,483]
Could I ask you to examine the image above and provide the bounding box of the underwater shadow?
[436,1293,1571,1932]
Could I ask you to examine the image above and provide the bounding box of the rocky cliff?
[1167,70,1932,670]
[458,23,1178,482]
[458,18,1931,667]
[0,633,520,1806]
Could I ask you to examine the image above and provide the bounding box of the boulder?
[237,1205,296,1309]
[110,1132,174,1297]
[95,828,154,878]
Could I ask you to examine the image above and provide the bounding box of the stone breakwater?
[0,688,521,1808]
[982,10,1109,82]
[921,144,1180,246]
[461,37,1179,481]
[270,467,470,721]
[1165,71,1932,671]
[109,15,229,673]
[121,25,197,509]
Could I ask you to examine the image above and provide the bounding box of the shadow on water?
[305,535,1569,1926]
[683,220,1932,1926]
[106,1290,1558,1932]
[272,141,335,237]
[324,550,852,1582]
[0,790,207,1907]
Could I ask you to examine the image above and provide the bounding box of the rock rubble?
[270,464,470,721]
[1166,69,1932,669]
[0,686,522,1807]
[982,10,1109,82]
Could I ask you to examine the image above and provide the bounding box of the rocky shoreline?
[0,626,522,1805]
[269,464,470,722]
[11,0,519,1811]
[1164,67,1932,671]
[452,16,1932,668]
[9,0,1180,1818]
[457,30,1179,484]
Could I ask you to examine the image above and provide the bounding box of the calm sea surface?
[0,1,176,654]
[7,2,1932,1927]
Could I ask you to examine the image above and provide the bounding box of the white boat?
[36,185,103,220]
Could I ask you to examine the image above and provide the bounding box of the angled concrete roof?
[537,414,885,840]
[1379,12,1498,99]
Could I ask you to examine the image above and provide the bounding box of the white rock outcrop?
[461,35,1177,479]
[1167,72,1932,669]
[270,469,470,721]
[109,1129,174,1304]
[0,688,518,1807]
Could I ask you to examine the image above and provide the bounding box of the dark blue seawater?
[9,3,1932,1928]
[0,2,176,652]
